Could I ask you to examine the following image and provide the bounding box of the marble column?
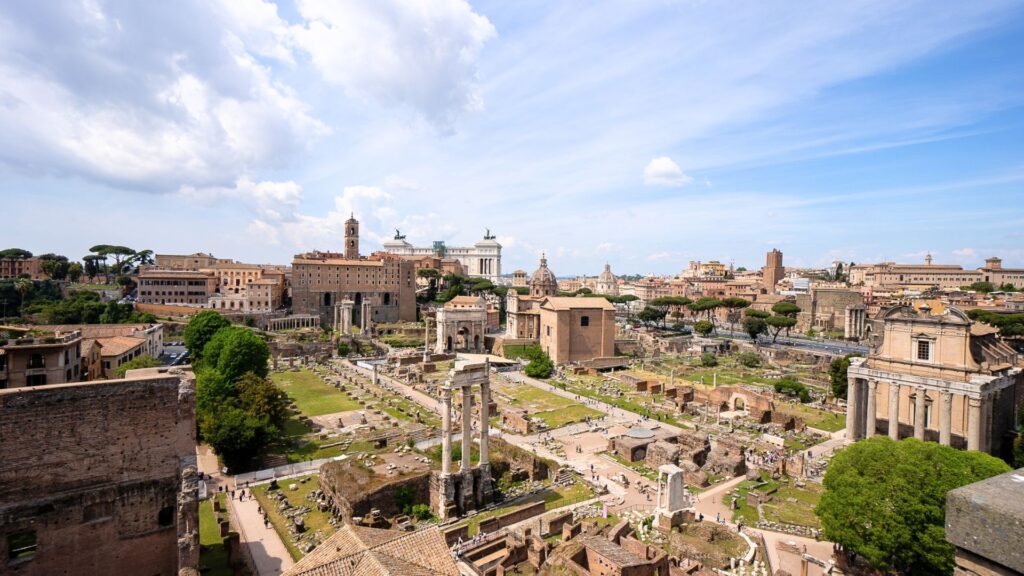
[479,381,490,466]
[939,392,952,446]
[981,395,993,453]
[967,396,982,451]
[914,389,927,440]
[845,376,860,441]
[888,382,900,440]
[865,380,877,438]
[461,386,472,472]
[441,385,453,476]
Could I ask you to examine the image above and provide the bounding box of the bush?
[736,351,761,368]
[411,503,432,520]
[115,354,162,378]
[700,352,718,367]
[337,342,350,356]
[694,320,714,336]
[525,351,554,378]
[773,377,811,403]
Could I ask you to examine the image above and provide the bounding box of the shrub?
[736,351,761,368]
[700,352,718,367]
[525,351,554,378]
[773,377,811,403]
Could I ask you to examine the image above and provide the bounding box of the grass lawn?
[252,475,336,561]
[534,404,604,429]
[272,369,361,416]
[198,494,232,576]
[761,482,823,528]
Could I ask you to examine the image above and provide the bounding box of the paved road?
[197,445,296,576]
[228,491,295,576]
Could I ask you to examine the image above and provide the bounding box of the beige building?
[0,329,83,388]
[153,252,223,270]
[137,269,218,307]
[793,288,864,334]
[94,336,147,379]
[511,269,528,287]
[846,305,1023,455]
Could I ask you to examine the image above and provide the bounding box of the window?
[7,530,36,561]
[580,316,589,327]
[27,354,44,369]
[916,340,931,361]
[82,501,113,524]
[25,374,46,386]
[157,506,175,528]
[546,326,551,336]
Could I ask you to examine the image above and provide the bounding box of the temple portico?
[844,305,1022,456]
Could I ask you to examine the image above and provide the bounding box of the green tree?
[524,349,554,378]
[183,310,231,361]
[637,306,666,328]
[687,297,722,333]
[14,278,32,307]
[765,315,797,343]
[700,352,718,367]
[742,316,768,342]
[693,320,714,336]
[115,354,162,377]
[746,309,770,319]
[829,354,862,400]
[736,351,761,368]
[236,372,289,429]
[0,248,32,259]
[962,281,996,293]
[773,377,811,402]
[816,437,1010,575]
[199,402,273,471]
[38,254,70,280]
[337,341,350,356]
[67,262,83,283]
[721,297,751,333]
[202,327,270,381]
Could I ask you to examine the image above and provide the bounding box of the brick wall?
[0,374,197,576]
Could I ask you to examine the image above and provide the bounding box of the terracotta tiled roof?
[96,336,145,357]
[282,525,458,576]
[539,296,615,311]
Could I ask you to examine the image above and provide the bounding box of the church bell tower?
[344,214,359,259]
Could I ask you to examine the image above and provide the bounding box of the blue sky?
[1,0,1023,276]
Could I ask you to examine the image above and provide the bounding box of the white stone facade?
[382,234,501,281]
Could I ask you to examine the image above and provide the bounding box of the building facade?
[382,230,502,281]
[846,305,1022,456]
[0,330,83,388]
[537,297,616,364]
[0,257,42,279]
[137,269,218,307]
[291,216,416,327]
[0,370,198,576]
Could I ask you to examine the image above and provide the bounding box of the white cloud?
[643,157,693,187]
[290,0,496,131]
[952,247,977,259]
[0,1,327,192]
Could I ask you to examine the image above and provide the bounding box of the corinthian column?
[461,386,472,472]
[441,384,452,476]
[479,381,490,466]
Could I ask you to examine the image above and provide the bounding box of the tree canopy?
[0,248,32,259]
[183,310,232,361]
[742,316,768,341]
[828,354,862,399]
[967,309,1024,338]
[201,326,270,382]
[115,354,162,378]
[693,320,714,336]
[817,437,1009,575]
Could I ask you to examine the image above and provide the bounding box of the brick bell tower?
[344,213,359,259]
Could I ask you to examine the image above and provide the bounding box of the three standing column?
[479,381,490,466]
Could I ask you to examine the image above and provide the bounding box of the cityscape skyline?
[2,1,1024,274]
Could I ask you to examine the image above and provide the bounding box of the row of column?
[478,258,497,277]
[440,381,490,476]
[847,377,986,451]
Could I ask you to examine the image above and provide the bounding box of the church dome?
[598,263,616,283]
[530,254,558,297]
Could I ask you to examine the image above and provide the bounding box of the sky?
[2,0,1023,277]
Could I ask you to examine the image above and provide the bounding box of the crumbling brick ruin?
[0,370,198,576]
[318,460,431,523]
